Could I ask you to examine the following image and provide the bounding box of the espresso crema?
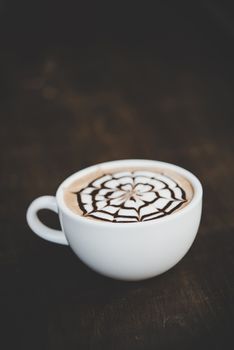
[64,167,193,223]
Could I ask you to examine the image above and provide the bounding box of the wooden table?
[1,1,234,349]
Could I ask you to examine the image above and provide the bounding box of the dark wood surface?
[1,1,234,349]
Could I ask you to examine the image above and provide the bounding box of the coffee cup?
[26,159,203,281]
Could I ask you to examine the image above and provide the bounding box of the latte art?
[72,171,189,223]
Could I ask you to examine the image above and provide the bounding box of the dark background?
[1,1,234,349]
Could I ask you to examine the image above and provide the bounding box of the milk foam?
[65,169,192,223]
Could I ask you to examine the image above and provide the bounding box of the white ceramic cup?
[26,159,203,281]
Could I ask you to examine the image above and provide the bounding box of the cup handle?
[26,196,69,245]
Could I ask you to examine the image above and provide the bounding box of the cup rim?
[56,159,203,227]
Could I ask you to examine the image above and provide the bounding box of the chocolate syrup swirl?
[73,171,188,223]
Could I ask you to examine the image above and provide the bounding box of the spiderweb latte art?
[70,170,190,223]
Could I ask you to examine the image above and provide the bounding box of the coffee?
[64,166,193,223]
